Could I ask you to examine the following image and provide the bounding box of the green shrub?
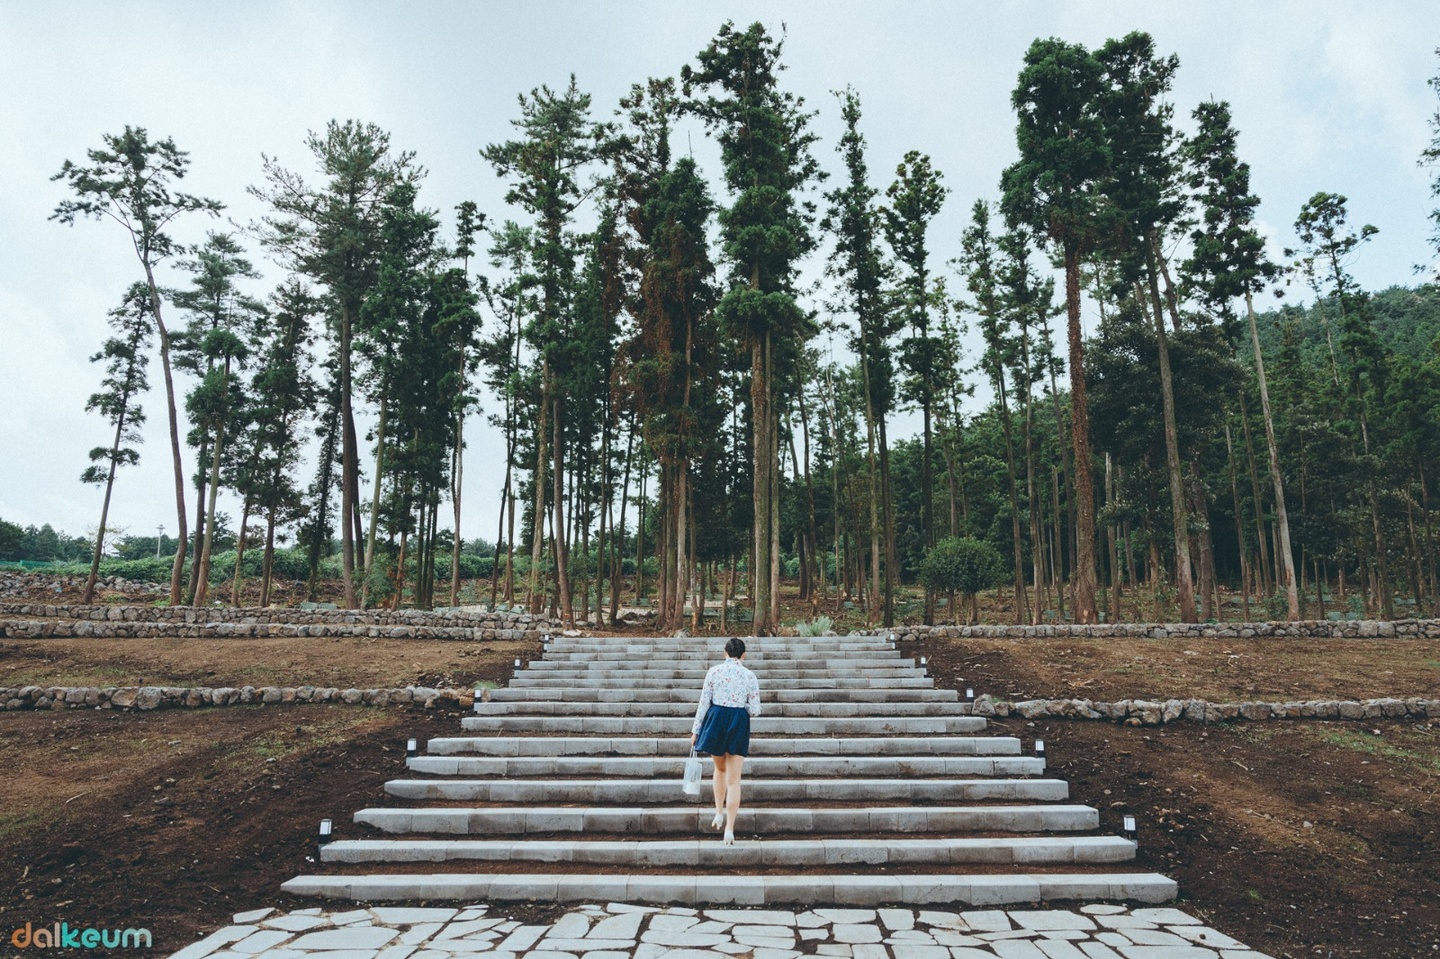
[795,615,833,637]
[920,536,1005,624]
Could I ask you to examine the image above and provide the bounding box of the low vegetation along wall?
[0,602,560,641]
[1,684,473,711]
[885,619,1440,640]
[2,683,1433,725]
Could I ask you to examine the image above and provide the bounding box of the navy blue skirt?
[695,704,751,757]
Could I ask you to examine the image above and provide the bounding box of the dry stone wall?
[0,571,167,599]
[0,683,474,711]
[966,692,1437,725]
[877,619,1440,640]
[0,602,559,641]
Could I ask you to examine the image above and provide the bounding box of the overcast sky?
[2,1,1437,548]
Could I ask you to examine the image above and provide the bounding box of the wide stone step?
[472,701,972,718]
[509,677,938,690]
[514,666,924,678]
[320,835,1135,866]
[280,871,1177,905]
[381,777,1071,804]
[539,649,904,662]
[353,804,1100,835]
[543,641,897,654]
[488,687,960,703]
[458,716,986,736]
[404,755,1046,778]
[425,736,1016,757]
[526,656,914,669]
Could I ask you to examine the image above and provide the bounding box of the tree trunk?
[338,299,359,609]
[1143,236,1196,623]
[611,421,634,627]
[635,457,646,605]
[194,416,226,607]
[489,455,509,609]
[1355,406,1393,618]
[529,360,550,615]
[1245,290,1299,619]
[231,494,253,607]
[361,394,388,609]
[1190,460,1218,621]
[82,405,130,605]
[261,511,276,608]
[859,354,883,622]
[1061,245,1097,622]
[551,384,573,626]
[921,384,935,624]
[140,263,189,606]
[1105,453,1122,623]
[186,436,208,603]
[797,381,823,606]
[769,342,782,631]
[751,330,773,635]
[993,369,1029,625]
[1224,424,1252,622]
[1237,393,1273,597]
[450,382,465,608]
[879,417,897,629]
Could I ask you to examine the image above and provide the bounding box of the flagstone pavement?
[167,902,1275,959]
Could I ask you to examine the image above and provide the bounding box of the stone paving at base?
[167,902,1274,959]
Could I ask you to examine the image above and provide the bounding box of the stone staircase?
[282,634,1175,906]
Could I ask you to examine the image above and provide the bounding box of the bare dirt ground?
[0,635,538,691]
[2,600,1438,957]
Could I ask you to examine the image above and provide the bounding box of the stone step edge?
[423,736,1022,757]
[351,805,1101,835]
[381,778,1071,801]
[487,689,961,701]
[457,719,990,734]
[279,872,1177,906]
[472,702,971,714]
[320,835,1136,865]
[405,756,1045,774]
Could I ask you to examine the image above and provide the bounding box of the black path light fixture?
[1034,739,1046,760]
[317,818,333,859]
[406,737,418,758]
[1122,815,1138,843]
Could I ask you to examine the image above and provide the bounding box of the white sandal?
[711,812,725,831]
[723,829,735,845]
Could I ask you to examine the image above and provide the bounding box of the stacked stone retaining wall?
[0,602,559,641]
[3,682,1434,724]
[881,618,1440,640]
[0,684,474,711]
[0,572,168,599]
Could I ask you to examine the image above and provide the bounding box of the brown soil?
[2,627,1438,958]
[0,635,539,691]
[904,634,1440,703]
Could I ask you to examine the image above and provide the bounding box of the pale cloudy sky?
[1,1,1437,545]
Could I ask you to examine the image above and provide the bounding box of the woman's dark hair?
[724,637,746,659]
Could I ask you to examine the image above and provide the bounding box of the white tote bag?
[682,748,703,795]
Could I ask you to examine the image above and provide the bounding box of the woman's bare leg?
[723,754,744,838]
[710,754,728,823]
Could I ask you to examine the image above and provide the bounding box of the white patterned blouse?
[692,656,762,735]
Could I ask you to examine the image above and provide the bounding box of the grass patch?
[220,713,379,767]
[0,811,49,841]
[1317,728,1440,772]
